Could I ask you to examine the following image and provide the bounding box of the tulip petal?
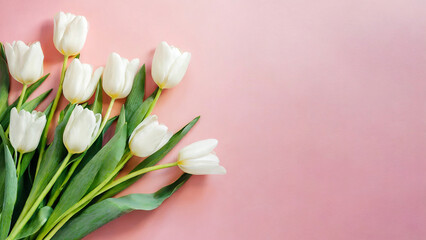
[152,41,180,87]
[178,139,218,161]
[103,52,125,99]
[60,16,88,56]
[163,52,191,89]
[129,120,169,157]
[179,165,226,175]
[120,58,139,98]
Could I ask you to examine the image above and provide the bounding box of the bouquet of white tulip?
[0,12,226,240]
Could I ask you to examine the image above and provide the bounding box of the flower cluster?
[0,12,225,240]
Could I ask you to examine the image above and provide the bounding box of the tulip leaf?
[125,65,145,122]
[16,206,52,239]
[49,115,117,207]
[0,135,17,240]
[127,88,158,136]
[52,174,191,240]
[0,57,10,117]
[0,74,50,125]
[0,144,5,212]
[0,42,6,60]
[21,89,52,111]
[43,116,127,232]
[98,116,199,201]
[91,81,103,114]
[17,151,36,180]
[20,105,75,219]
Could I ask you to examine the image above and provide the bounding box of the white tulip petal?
[130,123,169,157]
[63,105,100,153]
[103,52,126,98]
[152,41,179,87]
[179,165,226,175]
[82,66,102,102]
[60,16,88,55]
[120,58,139,98]
[163,52,191,89]
[9,108,46,153]
[178,139,218,161]
[129,115,158,142]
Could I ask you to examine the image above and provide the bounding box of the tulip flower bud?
[53,12,88,56]
[151,41,191,89]
[63,59,103,104]
[102,52,139,99]
[4,41,44,85]
[63,105,101,154]
[177,139,226,175]
[129,115,172,157]
[9,108,46,153]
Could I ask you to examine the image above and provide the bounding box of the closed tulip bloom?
[63,59,103,104]
[177,139,226,175]
[53,12,88,56]
[151,41,191,89]
[63,105,101,154]
[102,52,139,99]
[129,115,172,157]
[9,108,46,153]
[4,41,44,85]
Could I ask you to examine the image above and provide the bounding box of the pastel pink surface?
[1,0,426,239]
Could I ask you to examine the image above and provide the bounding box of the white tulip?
[53,12,88,56]
[9,108,46,153]
[102,52,139,99]
[63,105,101,154]
[63,59,103,104]
[151,41,191,89]
[4,41,44,85]
[129,115,172,157]
[177,139,226,175]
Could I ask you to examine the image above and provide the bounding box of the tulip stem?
[99,98,115,133]
[145,88,162,117]
[16,84,28,111]
[100,162,178,194]
[36,54,69,176]
[16,152,23,179]
[38,152,133,240]
[41,159,178,240]
[8,152,73,240]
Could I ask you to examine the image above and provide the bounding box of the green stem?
[47,156,82,207]
[42,160,178,240]
[145,88,162,117]
[98,98,115,138]
[46,98,116,207]
[16,84,28,111]
[101,162,178,194]
[36,55,69,176]
[16,152,23,179]
[37,152,133,240]
[7,152,73,240]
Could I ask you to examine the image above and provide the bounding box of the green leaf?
[43,117,127,231]
[126,88,157,136]
[125,65,145,121]
[0,74,50,125]
[98,116,199,201]
[21,89,52,111]
[0,42,6,60]
[16,206,52,239]
[20,105,75,219]
[0,136,17,239]
[91,81,103,114]
[52,174,191,240]
[0,57,10,117]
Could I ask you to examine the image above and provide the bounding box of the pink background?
[1,0,426,239]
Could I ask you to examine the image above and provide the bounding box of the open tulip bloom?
[0,11,225,240]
